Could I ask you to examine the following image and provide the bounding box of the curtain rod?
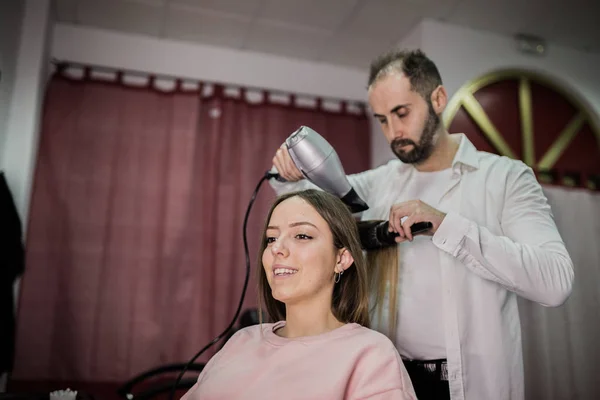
[50,58,367,105]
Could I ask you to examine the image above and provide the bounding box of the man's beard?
[390,105,440,164]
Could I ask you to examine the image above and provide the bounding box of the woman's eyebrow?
[267,221,319,230]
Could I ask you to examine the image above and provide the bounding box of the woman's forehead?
[270,197,325,226]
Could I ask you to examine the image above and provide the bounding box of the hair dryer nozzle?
[341,188,369,213]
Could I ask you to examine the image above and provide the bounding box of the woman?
[182,189,416,399]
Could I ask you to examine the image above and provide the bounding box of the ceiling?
[52,0,600,70]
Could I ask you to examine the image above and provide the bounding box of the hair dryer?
[273,126,369,213]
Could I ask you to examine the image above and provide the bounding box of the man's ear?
[336,248,354,273]
[430,85,448,115]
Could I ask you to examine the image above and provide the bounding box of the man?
[268,49,574,400]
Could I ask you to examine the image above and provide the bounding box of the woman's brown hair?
[367,246,399,340]
[257,189,370,327]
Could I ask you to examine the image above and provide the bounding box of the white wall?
[1,0,53,226]
[420,19,600,120]
[52,24,369,103]
[0,1,25,163]
[0,1,52,390]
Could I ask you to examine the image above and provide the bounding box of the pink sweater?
[181,321,416,400]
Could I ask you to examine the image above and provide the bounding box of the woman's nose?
[271,236,289,257]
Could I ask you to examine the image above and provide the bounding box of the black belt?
[402,358,449,381]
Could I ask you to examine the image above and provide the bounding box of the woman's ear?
[336,248,354,273]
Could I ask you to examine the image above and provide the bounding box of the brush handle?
[357,220,433,250]
[409,221,433,235]
[377,220,432,239]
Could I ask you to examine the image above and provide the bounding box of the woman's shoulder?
[342,325,416,398]
[218,323,276,351]
[345,324,398,348]
[342,325,404,362]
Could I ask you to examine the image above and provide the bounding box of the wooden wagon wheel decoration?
[443,69,600,190]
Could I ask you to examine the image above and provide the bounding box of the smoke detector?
[515,33,546,56]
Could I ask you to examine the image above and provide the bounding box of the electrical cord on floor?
[167,172,274,400]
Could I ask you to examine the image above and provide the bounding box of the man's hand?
[389,200,446,242]
[272,144,304,182]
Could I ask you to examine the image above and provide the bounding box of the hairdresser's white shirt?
[395,168,452,360]
[269,133,574,400]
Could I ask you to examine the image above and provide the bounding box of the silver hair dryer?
[276,126,369,214]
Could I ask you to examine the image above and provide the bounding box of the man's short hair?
[368,49,443,103]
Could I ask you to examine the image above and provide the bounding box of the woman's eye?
[266,237,276,244]
[296,234,312,240]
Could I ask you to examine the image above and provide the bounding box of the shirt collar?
[451,133,480,171]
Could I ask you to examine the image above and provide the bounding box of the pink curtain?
[12,69,371,384]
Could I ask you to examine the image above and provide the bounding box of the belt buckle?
[403,358,449,382]
[422,360,448,381]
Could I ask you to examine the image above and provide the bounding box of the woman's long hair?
[366,245,399,339]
